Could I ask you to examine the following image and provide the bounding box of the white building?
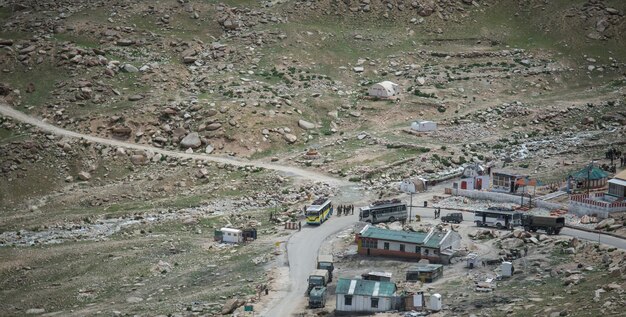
[455,164,489,190]
[410,120,437,132]
[335,278,397,313]
[368,81,399,98]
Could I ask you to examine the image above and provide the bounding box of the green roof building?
[570,164,609,190]
[356,225,461,264]
[335,278,397,313]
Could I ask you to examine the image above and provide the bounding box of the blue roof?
[336,278,396,297]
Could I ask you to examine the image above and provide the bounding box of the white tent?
[411,120,437,132]
[368,81,399,98]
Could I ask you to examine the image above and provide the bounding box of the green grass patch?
[2,63,66,110]
[53,32,100,48]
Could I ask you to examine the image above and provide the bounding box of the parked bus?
[306,198,333,225]
[474,209,521,229]
[359,199,408,224]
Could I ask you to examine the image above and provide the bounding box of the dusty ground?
[299,217,626,317]
[1,0,626,316]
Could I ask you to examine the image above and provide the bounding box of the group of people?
[434,207,442,219]
[605,147,624,167]
[336,204,354,216]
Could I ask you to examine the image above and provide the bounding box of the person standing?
[298,221,302,231]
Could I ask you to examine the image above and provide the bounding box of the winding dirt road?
[3,104,626,317]
[0,104,347,186]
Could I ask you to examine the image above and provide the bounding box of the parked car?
[441,212,463,224]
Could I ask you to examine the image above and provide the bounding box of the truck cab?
[308,286,327,308]
[441,212,463,224]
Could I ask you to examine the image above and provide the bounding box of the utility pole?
[409,192,413,223]
[587,162,592,196]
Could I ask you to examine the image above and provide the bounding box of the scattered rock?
[180,132,202,149]
[221,298,245,314]
[128,94,144,101]
[283,133,297,143]
[77,171,91,181]
[126,296,143,303]
[25,308,45,315]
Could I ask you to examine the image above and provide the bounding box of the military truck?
[521,215,565,235]
[308,286,327,308]
[307,269,329,295]
[317,255,334,282]
[441,212,463,224]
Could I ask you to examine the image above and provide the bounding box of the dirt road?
[0,104,347,186]
[262,185,365,317]
[3,104,626,317]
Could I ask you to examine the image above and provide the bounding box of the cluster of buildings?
[330,225,458,314]
[448,161,626,219]
[569,169,626,218]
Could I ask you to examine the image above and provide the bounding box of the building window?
[434,249,438,254]
[384,242,389,250]
[424,249,429,255]
[415,246,421,253]
[493,175,509,188]
[345,295,352,306]
[399,244,405,252]
[362,239,377,249]
[371,297,379,308]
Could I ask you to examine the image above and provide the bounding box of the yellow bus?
[306,198,333,225]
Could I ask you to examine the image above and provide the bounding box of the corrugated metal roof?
[424,230,448,248]
[615,170,626,181]
[359,226,428,244]
[336,278,396,297]
[570,165,609,181]
[407,263,443,272]
[609,178,626,187]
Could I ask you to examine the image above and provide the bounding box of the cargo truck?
[521,215,565,235]
[307,269,329,295]
[316,255,334,282]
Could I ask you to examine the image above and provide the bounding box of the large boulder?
[283,133,297,144]
[500,238,524,249]
[298,119,315,130]
[181,132,202,149]
[221,298,245,314]
[77,171,91,181]
[205,123,222,131]
[122,64,139,73]
[595,218,615,230]
[111,125,132,139]
[130,154,147,165]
